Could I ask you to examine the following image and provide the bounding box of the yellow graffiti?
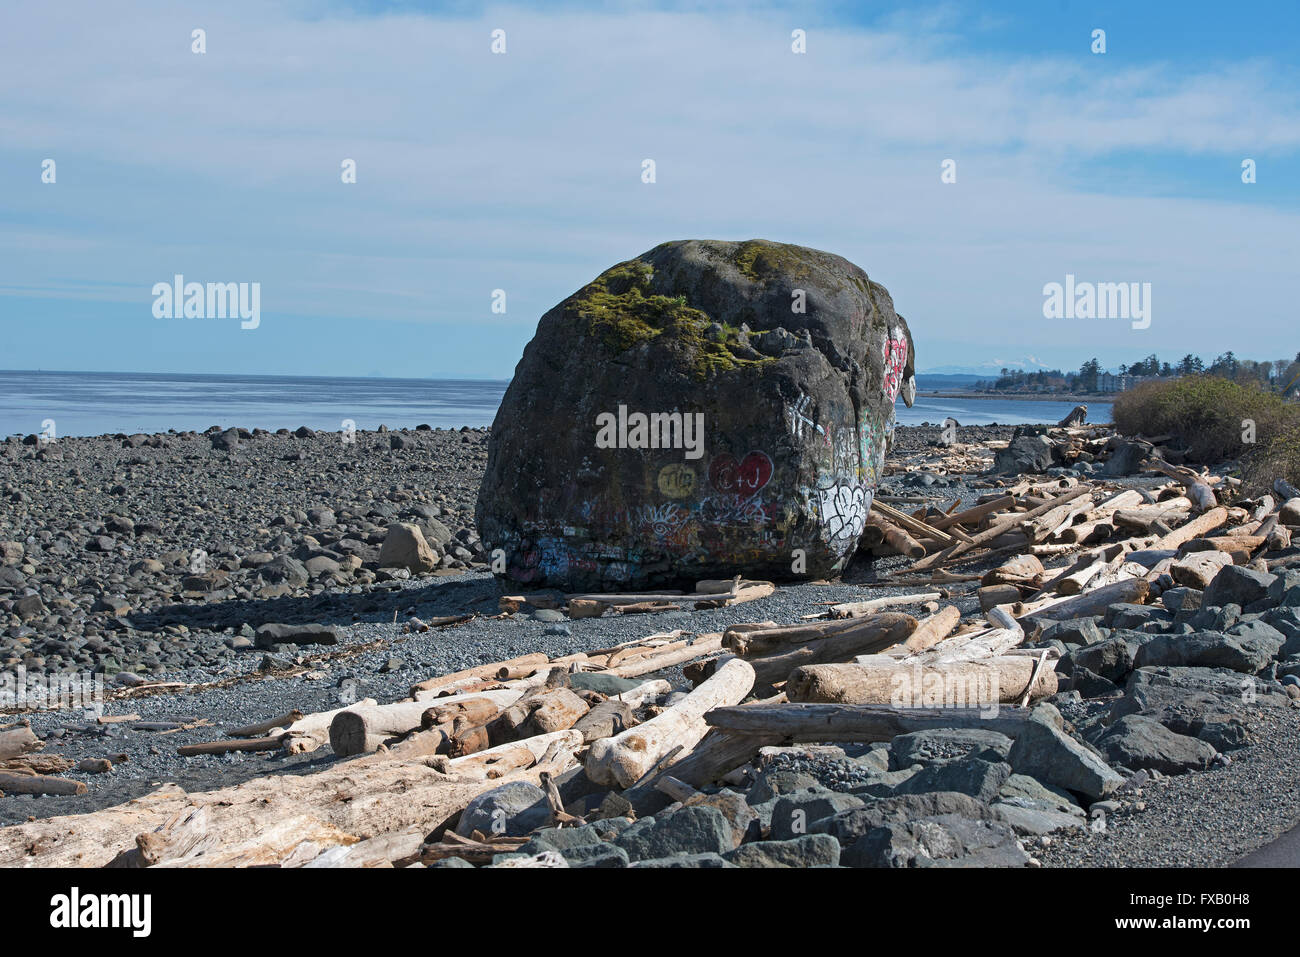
[657,463,697,499]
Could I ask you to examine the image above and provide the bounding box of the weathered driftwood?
[0,725,41,761]
[177,737,287,757]
[741,613,917,686]
[1022,578,1149,624]
[787,656,1056,706]
[277,698,377,754]
[894,605,961,655]
[225,711,304,738]
[608,634,724,678]
[409,653,548,697]
[585,658,756,788]
[866,514,926,558]
[331,689,523,757]
[910,487,1092,571]
[0,771,87,796]
[826,592,942,619]
[704,703,1034,741]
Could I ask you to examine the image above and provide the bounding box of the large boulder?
[476,239,916,590]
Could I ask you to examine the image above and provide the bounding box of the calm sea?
[0,371,1112,438]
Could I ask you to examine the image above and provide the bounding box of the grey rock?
[455,781,551,838]
[1204,565,1276,610]
[724,834,842,868]
[1007,717,1123,801]
[1096,714,1218,775]
[615,806,734,862]
[889,728,1013,768]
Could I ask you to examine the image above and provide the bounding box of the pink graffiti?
[883,333,908,400]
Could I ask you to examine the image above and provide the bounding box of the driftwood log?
[786,655,1057,706]
[585,657,756,788]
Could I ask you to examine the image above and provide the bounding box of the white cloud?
[0,1,1297,374]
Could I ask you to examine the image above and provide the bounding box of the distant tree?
[1160,362,1173,377]
[1078,358,1101,392]
[1177,354,1203,376]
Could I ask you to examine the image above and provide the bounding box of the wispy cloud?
[0,1,1296,376]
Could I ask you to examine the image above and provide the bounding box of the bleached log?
[331,689,523,757]
[893,605,961,655]
[1022,577,1149,625]
[585,658,756,788]
[786,656,1057,706]
[742,614,918,686]
[0,771,87,796]
[608,634,724,678]
[826,592,941,619]
[409,653,548,697]
[0,726,41,761]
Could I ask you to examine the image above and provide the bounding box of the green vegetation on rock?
[566,257,775,378]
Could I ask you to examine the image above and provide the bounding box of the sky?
[1,0,1297,379]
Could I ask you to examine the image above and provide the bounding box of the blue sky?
[2,0,1297,379]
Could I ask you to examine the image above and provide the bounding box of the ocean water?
[0,370,508,438]
[0,370,1111,438]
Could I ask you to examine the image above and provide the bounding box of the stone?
[746,769,822,805]
[13,594,48,619]
[842,814,1029,868]
[567,672,650,696]
[615,806,735,861]
[0,541,23,566]
[629,853,734,868]
[565,843,630,868]
[994,434,1056,475]
[814,792,998,847]
[724,835,841,868]
[769,793,866,840]
[997,773,1082,815]
[1096,715,1218,775]
[1039,618,1107,647]
[889,728,1013,768]
[1161,586,1203,614]
[1105,603,1171,630]
[1134,627,1283,674]
[455,782,551,838]
[1103,439,1151,476]
[1062,636,1133,682]
[992,802,1087,836]
[254,623,343,648]
[684,790,758,847]
[1203,565,1276,610]
[257,555,309,586]
[892,758,1011,804]
[1006,718,1123,801]
[1262,607,1300,657]
[475,239,916,589]
[377,523,438,573]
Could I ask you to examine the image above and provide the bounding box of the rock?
[210,428,241,451]
[683,790,758,846]
[889,728,1013,768]
[769,793,866,840]
[997,773,1081,815]
[0,541,23,566]
[1103,439,1151,476]
[564,843,630,868]
[254,623,343,648]
[1262,608,1300,656]
[815,792,998,847]
[615,806,735,861]
[1203,565,1276,610]
[1171,551,1234,590]
[1062,636,1133,683]
[1096,714,1218,775]
[13,594,48,619]
[1134,627,1283,674]
[1039,618,1107,647]
[994,435,1055,475]
[257,555,309,586]
[843,814,1029,868]
[567,672,651,696]
[1161,586,1203,614]
[993,802,1087,836]
[377,523,438,573]
[1006,717,1123,801]
[893,758,1011,803]
[476,239,915,589]
[630,853,734,868]
[455,782,552,838]
[747,767,827,804]
[724,835,842,868]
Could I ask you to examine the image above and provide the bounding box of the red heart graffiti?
[709,451,774,495]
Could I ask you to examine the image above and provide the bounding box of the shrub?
[1112,375,1300,492]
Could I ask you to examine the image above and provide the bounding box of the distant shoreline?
[918,391,1113,403]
